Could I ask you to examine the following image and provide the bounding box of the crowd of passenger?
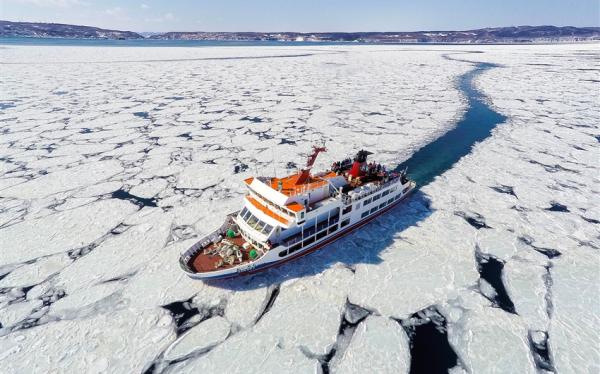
[330,159,388,176]
[365,162,387,175]
[330,158,353,173]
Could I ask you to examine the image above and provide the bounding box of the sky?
[1,0,599,33]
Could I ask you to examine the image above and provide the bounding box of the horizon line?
[2,19,599,35]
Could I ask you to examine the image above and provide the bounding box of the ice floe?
[332,315,410,373]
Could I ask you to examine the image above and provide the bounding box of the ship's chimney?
[348,150,371,178]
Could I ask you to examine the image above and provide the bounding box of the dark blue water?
[0,36,357,47]
[397,62,507,187]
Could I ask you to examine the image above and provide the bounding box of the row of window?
[361,186,396,207]
[277,186,405,258]
[282,215,339,247]
[279,224,339,257]
[239,207,274,235]
[241,231,266,250]
[361,193,402,218]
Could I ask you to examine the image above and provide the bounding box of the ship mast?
[296,145,327,185]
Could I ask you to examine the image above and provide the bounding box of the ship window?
[341,218,350,228]
[379,203,386,209]
[304,236,315,246]
[373,194,381,201]
[278,249,288,257]
[242,209,251,220]
[370,207,377,214]
[395,194,402,200]
[285,235,301,246]
[342,205,352,215]
[382,189,390,196]
[364,197,372,205]
[262,224,274,235]
[403,186,410,193]
[247,214,258,226]
[361,211,369,218]
[254,221,265,232]
[316,231,327,240]
[388,198,393,204]
[303,225,316,238]
[328,226,338,234]
[290,243,302,253]
[317,220,328,232]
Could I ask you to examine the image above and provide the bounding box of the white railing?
[179,212,238,273]
[341,176,403,205]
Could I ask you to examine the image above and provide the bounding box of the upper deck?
[267,171,338,197]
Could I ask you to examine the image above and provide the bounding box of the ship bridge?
[239,146,347,235]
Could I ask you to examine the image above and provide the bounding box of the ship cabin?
[237,167,345,243]
[234,147,410,255]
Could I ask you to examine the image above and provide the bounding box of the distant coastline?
[1,20,599,44]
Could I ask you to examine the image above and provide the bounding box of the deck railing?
[178,212,238,273]
[341,176,403,205]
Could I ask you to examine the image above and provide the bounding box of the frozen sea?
[0,42,598,373]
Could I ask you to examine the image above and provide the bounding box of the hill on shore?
[0,20,143,39]
[1,21,598,43]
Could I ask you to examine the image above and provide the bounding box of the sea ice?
[446,305,536,374]
[163,316,231,361]
[332,316,410,374]
[0,199,137,264]
[549,247,600,374]
[0,43,597,373]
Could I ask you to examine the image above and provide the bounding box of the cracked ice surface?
[1,43,599,373]
[0,308,175,373]
[549,248,600,373]
[333,315,410,373]
[445,302,537,374]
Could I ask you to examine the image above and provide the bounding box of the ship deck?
[268,171,338,196]
[189,235,253,273]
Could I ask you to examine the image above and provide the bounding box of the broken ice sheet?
[0,200,138,264]
[332,315,410,373]
[0,43,598,373]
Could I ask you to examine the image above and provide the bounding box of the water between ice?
[397,61,507,187]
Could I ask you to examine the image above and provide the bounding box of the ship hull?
[182,181,416,280]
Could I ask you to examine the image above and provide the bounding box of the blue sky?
[1,0,598,32]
